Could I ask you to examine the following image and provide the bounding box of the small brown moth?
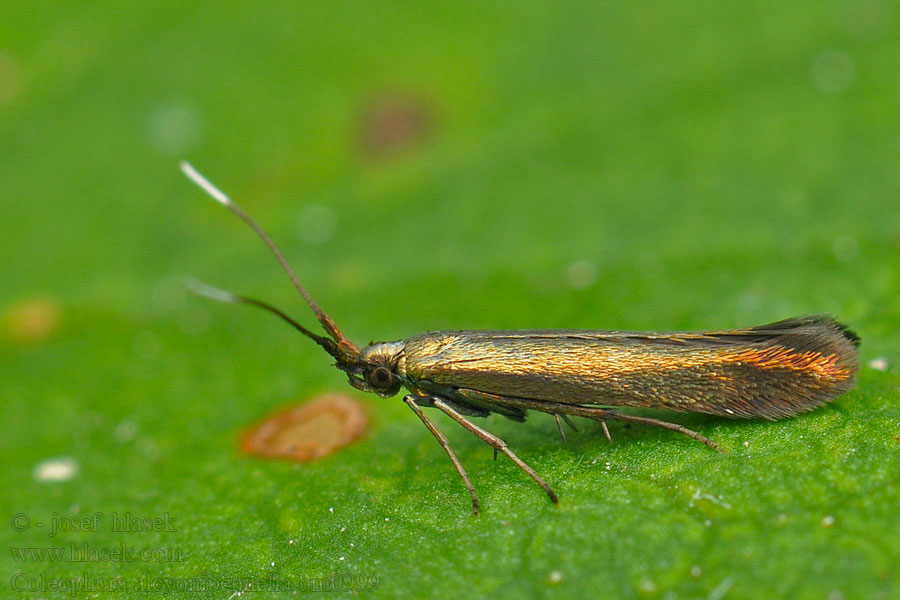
[181,162,861,514]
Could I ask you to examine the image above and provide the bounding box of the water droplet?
[296,205,337,245]
[565,259,598,289]
[832,235,859,262]
[638,577,657,594]
[148,103,202,155]
[810,50,856,94]
[113,420,138,444]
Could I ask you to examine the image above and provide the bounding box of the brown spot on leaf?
[358,89,436,160]
[241,394,368,462]
[4,298,62,344]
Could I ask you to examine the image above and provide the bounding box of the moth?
[181,162,861,514]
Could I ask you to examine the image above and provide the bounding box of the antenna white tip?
[185,278,241,304]
[179,161,233,207]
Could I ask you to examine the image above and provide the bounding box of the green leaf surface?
[2,2,898,598]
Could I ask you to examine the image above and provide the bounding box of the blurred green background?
[2,1,898,598]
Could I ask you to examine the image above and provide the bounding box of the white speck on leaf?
[690,488,732,509]
[34,457,80,483]
[868,357,888,371]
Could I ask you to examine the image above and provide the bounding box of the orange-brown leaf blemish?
[357,89,437,160]
[241,394,368,462]
[3,297,62,344]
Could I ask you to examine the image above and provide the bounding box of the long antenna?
[180,161,359,359]
[186,279,345,361]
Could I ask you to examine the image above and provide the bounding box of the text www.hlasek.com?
[10,543,183,563]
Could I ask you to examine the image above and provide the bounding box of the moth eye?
[367,366,393,389]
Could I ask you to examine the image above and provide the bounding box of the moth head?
[343,341,405,398]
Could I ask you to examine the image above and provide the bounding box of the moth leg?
[403,395,480,514]
[598,411,721,452]
[599,420,612,444]
[560,413,579,433]
[554,414,568,443]
[431,397,559,505]
[552,413,582,442]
